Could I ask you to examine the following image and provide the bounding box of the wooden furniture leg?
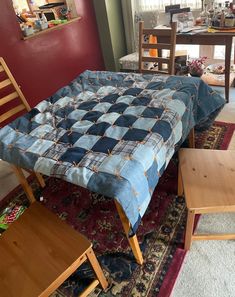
[225,36,232,103]
[114,200,144,265]
[178,165,184,196]
[24,168,46,188]
[188,128,195,148]
[86,248,109,291]
[184,210,195,250]
[11,165,36,204]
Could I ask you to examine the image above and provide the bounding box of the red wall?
[0,0,104,107]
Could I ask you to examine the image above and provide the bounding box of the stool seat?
[0,202,108,297]
[179,149,235,250]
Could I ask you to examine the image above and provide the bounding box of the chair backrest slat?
[0,57,31,126]
[0,104,25,123]
[142,43,172,50]
[0,92,19,106]
[0,78,11,89]
[139,21,177,75]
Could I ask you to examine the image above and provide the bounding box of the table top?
[179,149,235,212]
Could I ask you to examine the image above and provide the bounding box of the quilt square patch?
[79,152,106,171]
[122,128,148,142]
[82,111,103,122]
[144,133,164,153]
[112,140,138,156]
[57,119,77,130]
[107,103,129,114]
[123,87,143,96]
[59,147,87,164]
[92,102,112,113]
[9,117,40,134]
[114,115,137,127]
[74,134,101,150]
[132,118,156,131]
[43,128,66,142]
[67,109,87,121]
[142,107,164,118]
[78,100,97,111]
[92,137,119,154]
[43,143,70,160]
[152,120,172,141]
[59,131,83,144]
[97,113,120,125]
[50,162,73,178]
[87,122,111,136]
[105,126,129,140]
[54,106,75,118]
[132,96,151,106]
[100,93,119,103]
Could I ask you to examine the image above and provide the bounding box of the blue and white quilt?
[0,71,225,232]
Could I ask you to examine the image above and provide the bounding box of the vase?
[189,69,204,77]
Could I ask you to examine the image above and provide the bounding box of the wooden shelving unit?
[23,16,81,40]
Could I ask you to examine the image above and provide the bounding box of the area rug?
[0,121,234,297]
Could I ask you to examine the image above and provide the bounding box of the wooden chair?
[0,57,45,202]
[178,149,235,250]
[0,201,109,297]
[138,21,177,75]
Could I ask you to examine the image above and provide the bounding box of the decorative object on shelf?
[188,56,207,77]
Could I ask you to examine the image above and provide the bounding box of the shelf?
[22,17,81,40]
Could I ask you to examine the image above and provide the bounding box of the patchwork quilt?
[0,71,225,232]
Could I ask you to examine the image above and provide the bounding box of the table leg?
[11,165,36,204]
[24,169,46,188]
[225,36,232,103]
[184,209,195,250]
[178,165,184,197]
[188,128,195,148]
[114,200,144,265]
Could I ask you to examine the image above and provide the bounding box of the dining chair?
[0,57,45,202]
[138,21,177,75]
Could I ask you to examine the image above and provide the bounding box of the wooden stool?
[178,149,235,250]
[0,202,108,297]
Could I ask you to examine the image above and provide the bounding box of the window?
[136,0,202,11]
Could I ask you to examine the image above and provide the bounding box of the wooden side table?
[178,149,235,250]
[0,202,108,297]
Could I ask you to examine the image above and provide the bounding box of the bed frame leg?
[11,165,36,204]
[188,128,195,148]
[114,200,144,265]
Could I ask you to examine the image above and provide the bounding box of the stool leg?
[86,248,108,291]
[178,165,184,196]
[184,210,195,250]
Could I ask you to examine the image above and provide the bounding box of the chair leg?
[11,165,36,204]
[114,200,144,265]
[188,128,195,148]
[86,248,109,291]
[184,210,195,250]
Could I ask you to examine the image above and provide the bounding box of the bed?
[0,70,225,263]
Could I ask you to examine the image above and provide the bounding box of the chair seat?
[0,202,106,297]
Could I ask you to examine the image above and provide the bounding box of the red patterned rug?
[0,121,234,297]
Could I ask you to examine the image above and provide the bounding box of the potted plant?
[187,56,207,77]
